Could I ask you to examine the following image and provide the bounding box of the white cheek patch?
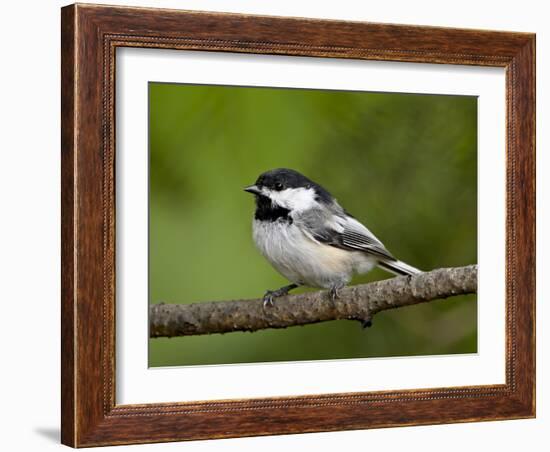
[267,187,318,212]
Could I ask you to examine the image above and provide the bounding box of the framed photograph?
[61,3,535,447]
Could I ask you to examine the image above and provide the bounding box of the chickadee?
[244,168,421,307]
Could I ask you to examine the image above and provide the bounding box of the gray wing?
[295,204,396,261]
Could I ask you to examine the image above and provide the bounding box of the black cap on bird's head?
[244,168,333,205]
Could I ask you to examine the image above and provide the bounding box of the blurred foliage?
[148,82,477,367]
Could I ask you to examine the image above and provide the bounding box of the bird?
[244,168,421,308]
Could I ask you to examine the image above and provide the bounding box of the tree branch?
[149,265,477,338]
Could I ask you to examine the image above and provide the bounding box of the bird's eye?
[274,182,284,191]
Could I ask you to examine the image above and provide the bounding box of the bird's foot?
[262,291,275,307]
[349,314,373,328]
[361,318,373,328]
[329,285,343,302]
[262,284,298,307]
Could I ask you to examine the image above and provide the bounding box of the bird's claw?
[329,286,341,302]
[262,284,298,307]
[262,292,275,307]
[361,319,373,328]
[349,314,373,329]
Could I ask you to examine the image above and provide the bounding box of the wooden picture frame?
[61,3,535,447]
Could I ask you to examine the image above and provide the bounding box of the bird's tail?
[378,259,421,276]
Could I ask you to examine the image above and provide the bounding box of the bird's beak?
[244,185,261,195]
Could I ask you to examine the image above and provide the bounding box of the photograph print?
[148,82,477,367]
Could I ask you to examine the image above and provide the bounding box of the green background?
[148,82,477,367]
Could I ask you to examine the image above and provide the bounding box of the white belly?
[252,220,376,289]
